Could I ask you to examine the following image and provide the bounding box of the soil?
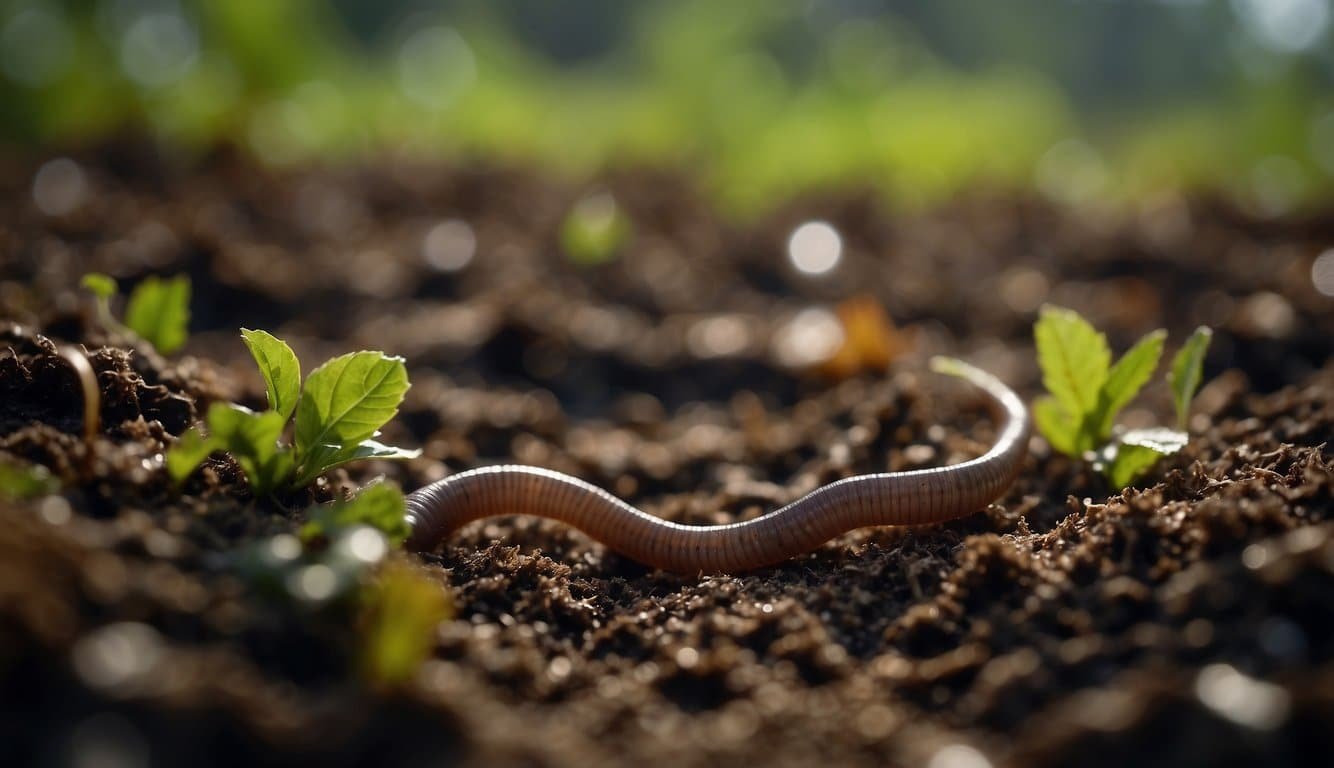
[1,144,1332,768]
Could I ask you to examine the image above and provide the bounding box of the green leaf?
[301,482,411,544]
[166,427,219,484]
[124,275,191,354]
[206,403,293,495]
[294,351,411,470]
[168,405,295,493]
[1034,305,1111,422]
[208,402,285,448]
[1168,326,1213,430]
[1086,329,1166,445]
[358,561,452,687]
[291,438,421,488]
[1101,428,1189,488]
[241,328,302,420]
[1105,444,1167,489]
[0,460,60,501]
[1033,395,1079,457]
[80,273,117,300]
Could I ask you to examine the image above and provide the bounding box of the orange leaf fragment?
[818,296,913,379]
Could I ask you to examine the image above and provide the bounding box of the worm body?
[405,359,1029,574]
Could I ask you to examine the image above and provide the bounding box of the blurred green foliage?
[357,561,452,688]
[0,459,59,501]
[1,0,1331,211]
[301,483,412,546]
[561,191,632,266]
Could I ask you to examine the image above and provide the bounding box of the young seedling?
[300,482,411,545]
[1032,305,1212,488]
[231,481,447,687]
[81,273,191,354]
[167,329,420,495]
[560,191,632,266]
[55,344,100,444]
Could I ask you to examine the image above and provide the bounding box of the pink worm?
[404,359,1029,574]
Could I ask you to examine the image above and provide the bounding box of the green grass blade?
[1086,329,1165,444]
[1168,326,1213,430]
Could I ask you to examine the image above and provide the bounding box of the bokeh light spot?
[423,219,477,272]
[120,9,199,88]
[927,744,993,768]
[288,563,339,603]
[1,7,74,86]
[687,315,750,358]
[398,26,476,111]
[787,221,843,276]
[1195,663,1290,729]
[32,158,88,216]
[1311,248,1334,297]
[1035,139,1107,205]
[1231,0,1330,53]
[773,307,844,368]
[341,526,388,565]
[72,622,163,691]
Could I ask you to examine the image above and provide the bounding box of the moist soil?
[1,145,1332,767]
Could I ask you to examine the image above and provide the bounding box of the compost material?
[1,146,1332,767]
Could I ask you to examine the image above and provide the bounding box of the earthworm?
[404,357,1029,574]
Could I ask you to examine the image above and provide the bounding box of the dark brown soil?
[1,145,1332,767]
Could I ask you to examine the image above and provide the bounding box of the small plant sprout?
[167,329,420,494]
[1169,326,1213,430]
[55,344,100,444]
[231,486,450,684]
[81,273,191,354]
[80,273,118,324]
[560,191,632,266]
[301,482,411,545]
[1033,306,1213,488]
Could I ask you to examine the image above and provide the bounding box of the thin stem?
[56,344,99,443]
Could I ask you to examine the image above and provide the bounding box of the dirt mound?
[2,147,1332,766]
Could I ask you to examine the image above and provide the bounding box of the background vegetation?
[2,0,1332,212]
